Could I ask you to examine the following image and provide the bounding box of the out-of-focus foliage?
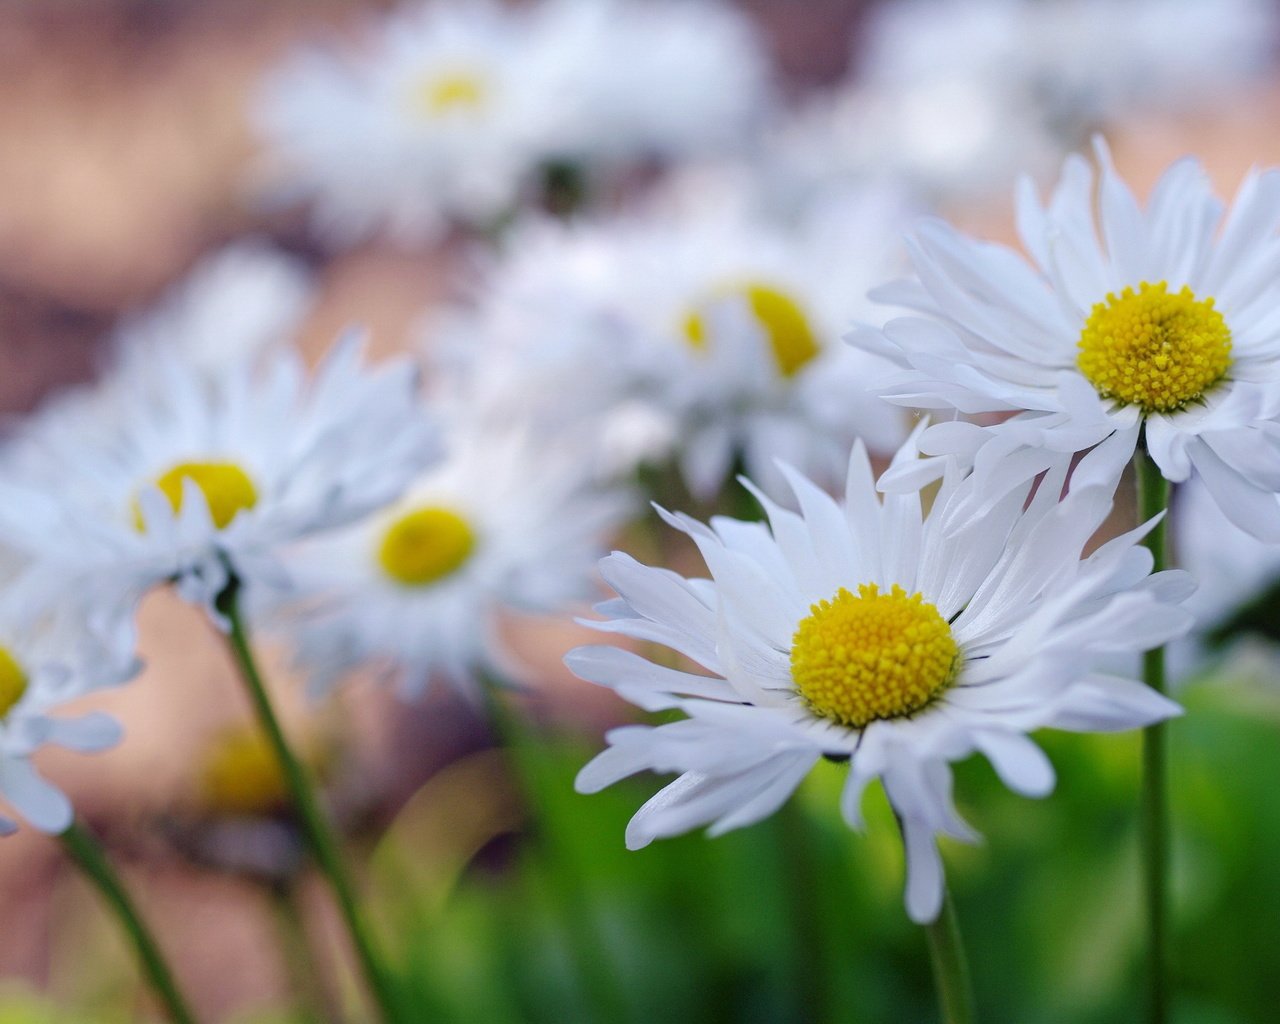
[335,670,1280,1023]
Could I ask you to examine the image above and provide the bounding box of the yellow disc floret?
[410,70,488,116]
[378,505,476,586]
[683,281,821,378]
[790,583,960,728]
[1076,281,1231,413]
[135,461,259,531]
[199,727,289,817]
[0,647,28,720]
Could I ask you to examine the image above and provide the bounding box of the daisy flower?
[253,1,576,246]
[569,438,1190,922]
[274,419,632,698]
[431,174,911,499]
[0,590,137,835]
[860,141,1280,538]
[0,335,436,629]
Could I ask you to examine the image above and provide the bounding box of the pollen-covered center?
[378,506,476,586]
[409,70,488,117]
[790,583,959,728]
[1076,281,1231,413]
[0,647,28,720]
[683,281,821,378]
[137,461,259,531]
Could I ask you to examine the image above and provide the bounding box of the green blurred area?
[359,667,1280,1024]
[27,664,1280,1023]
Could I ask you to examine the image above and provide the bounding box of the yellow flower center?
[135,461,259,531]
[790,584,959,728]
[199,728,288,817]
[409,70,488,117]
[0,647,28,720]
[683,281,821,378]
[378,506,476,586]
[1076,281,1231,413]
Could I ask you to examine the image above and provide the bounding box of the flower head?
[858,141,1280,538]
[433,175,911,498]
[569,437,1190,922]
[274,418,631,697]
[0,335,436,629]
[254,1,576,245]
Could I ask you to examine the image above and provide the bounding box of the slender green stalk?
[478,676,630,1024]
[60,820,197,1024]
[217,582,403,1024]
[924,886,974,1024]
[1135,446,1172,1024]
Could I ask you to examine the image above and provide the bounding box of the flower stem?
[924,885,974,1024]
[1136,446,1171,1024]
[59,820,197,1024]
[217,581,403,1024]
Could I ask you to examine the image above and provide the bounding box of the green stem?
[479,676,630,1024]
[60,820,197,1024]
[924,886,974,1024]
[217,582,403,1024]
[1136,446,1172,1024]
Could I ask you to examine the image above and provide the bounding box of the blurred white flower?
[253,1,576,246]
[0,590,137,835]
[113,241,314,379]
[534,0,771,165]
[570,438,1190,923]
[432,172,912,499]
[776,0,1276,204]
[1172,476,1280,668]
[275,419,632,698]
[0,336,436,629]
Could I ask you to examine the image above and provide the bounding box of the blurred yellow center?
[378,506,476,586]
[790,584,959,728]
[136,461,258,531]
[683,281,821,378]
[0,647,28,719]
[200,729,287,817]
[1077,281,1231,413]
[411,71,488,116]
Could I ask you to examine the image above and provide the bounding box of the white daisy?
[431,173,912,499]
[253,1,576,246]
[0,589,137,835]
[859,141,1280,538]
[532,0,771,166]
[0,335,436,629]
[274,418,632,698]
[569,438,1191,922]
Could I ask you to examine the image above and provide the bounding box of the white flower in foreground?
[534,0,770,165]
[859,141,1280,537]
[0,336,436,628]
[432,175,911,498]
[0,593,137,835]
[569,439,1190,922]
[253,1,574,246]
[275,420,631,697]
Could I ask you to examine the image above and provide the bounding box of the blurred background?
[5,1,1280,1022]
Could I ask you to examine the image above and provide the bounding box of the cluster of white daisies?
[4,0,1280,944]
